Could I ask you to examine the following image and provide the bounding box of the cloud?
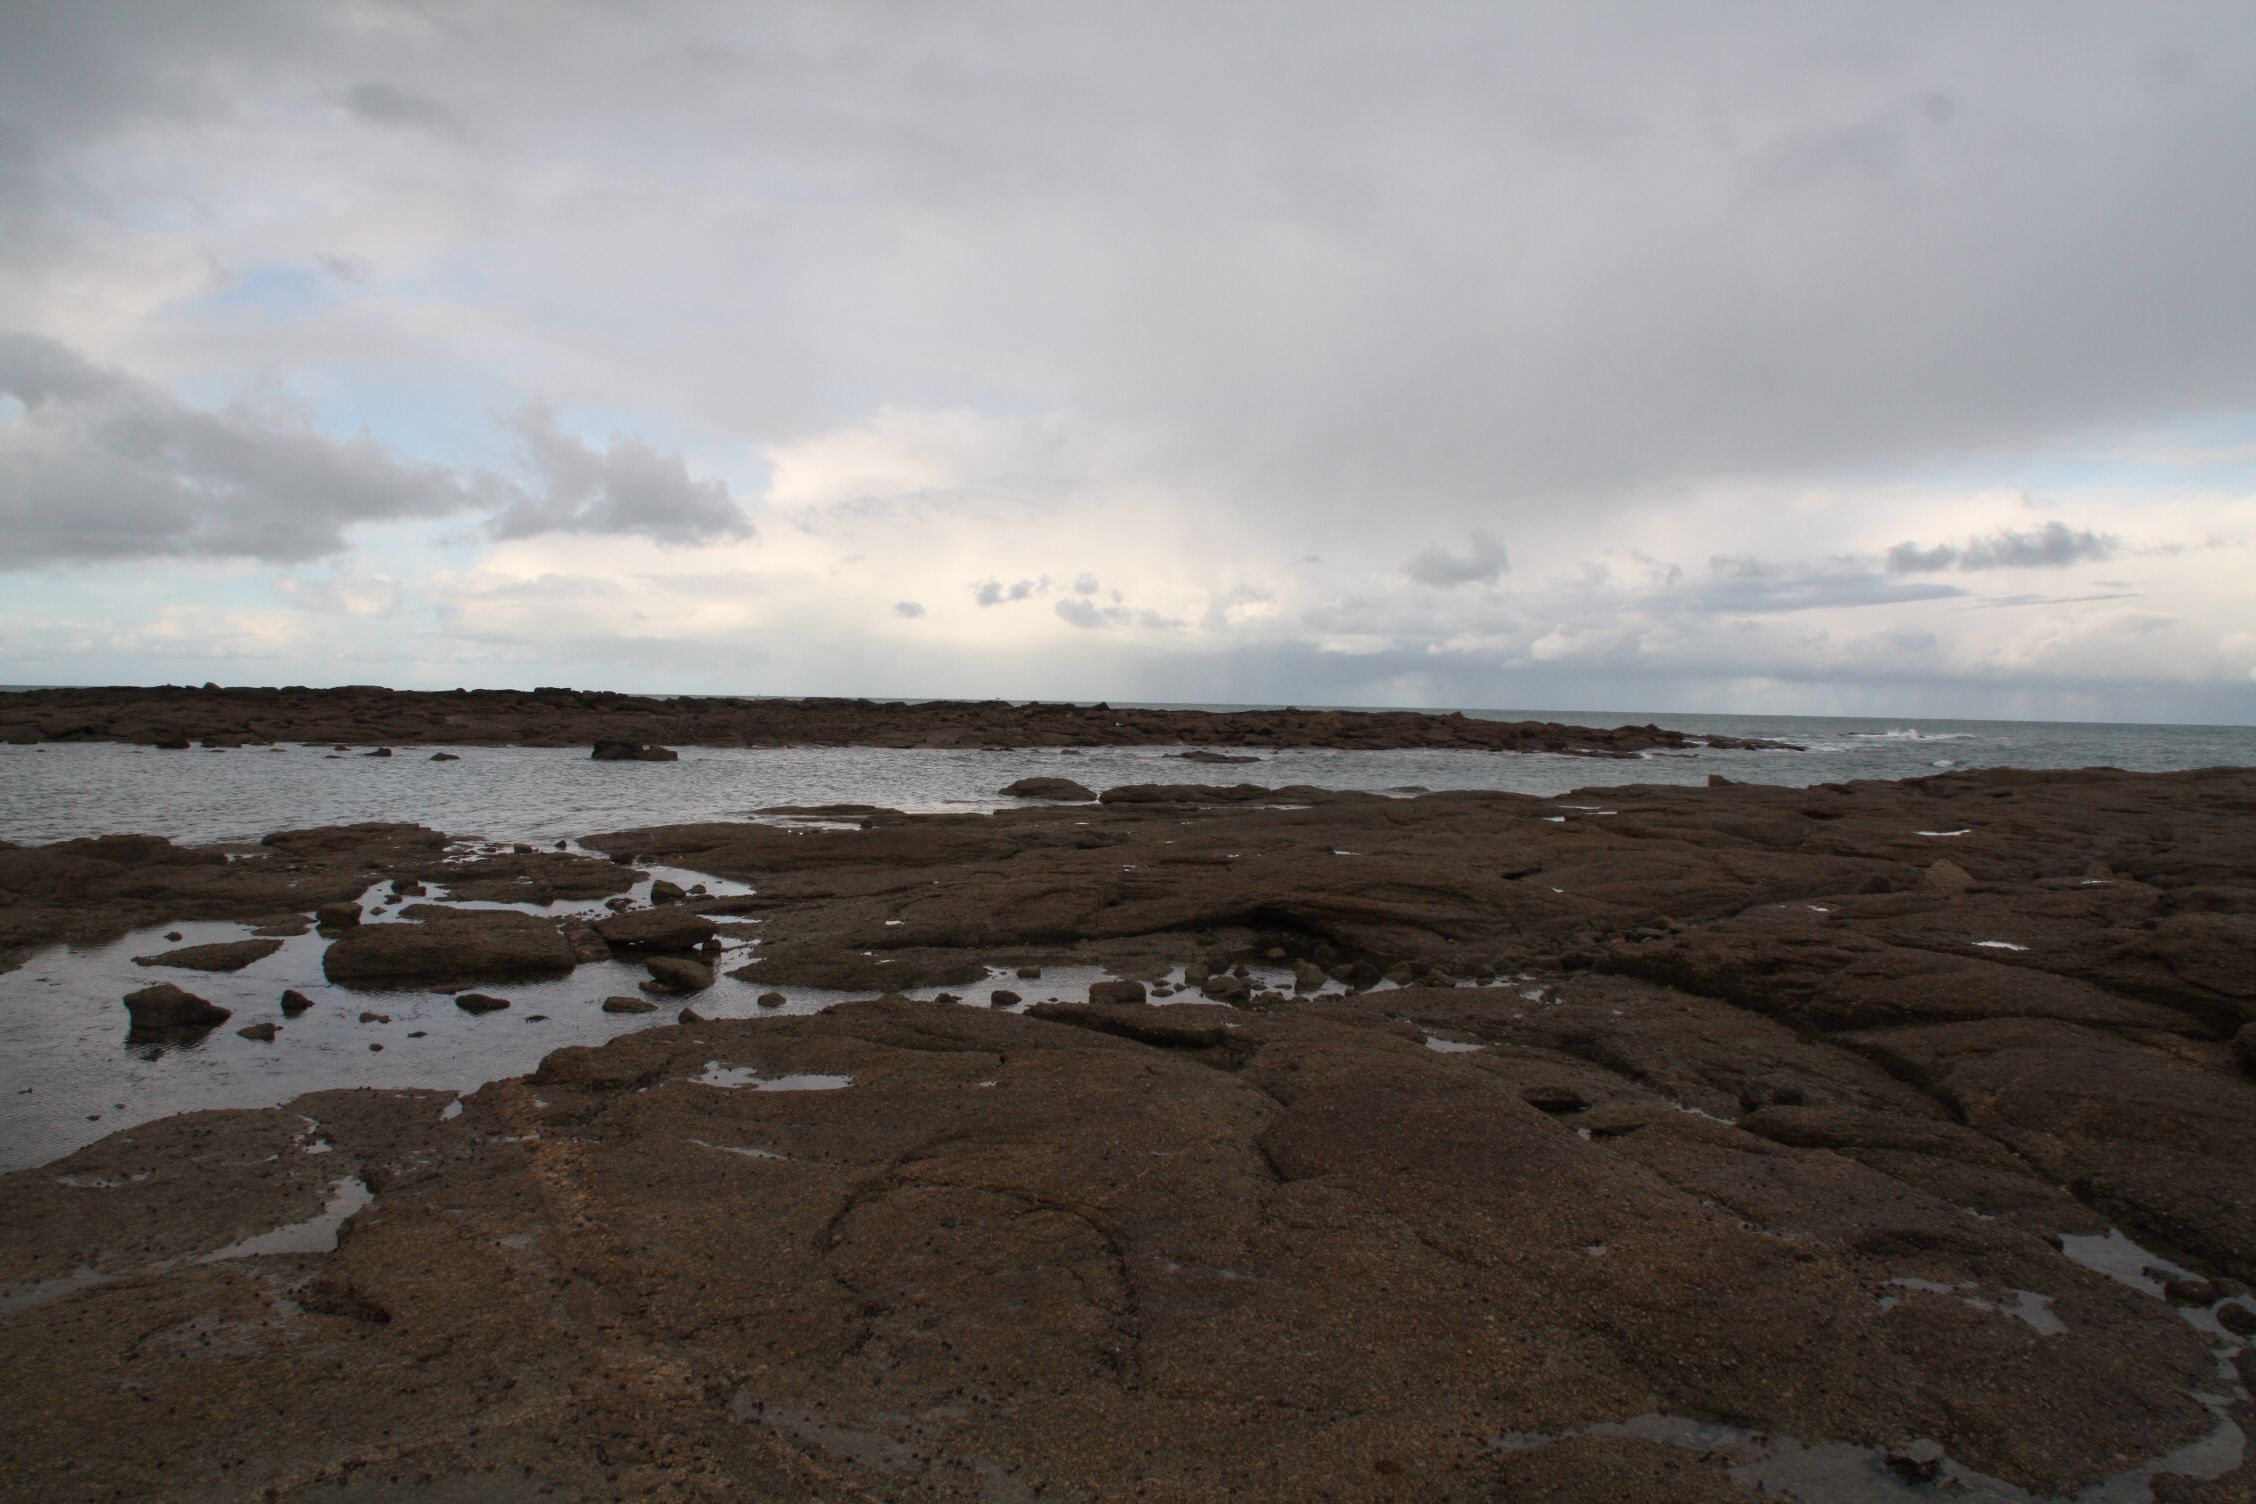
[0,335,749,565]
[342,82,466,140]
[489,404,752,547]
[892,599,924,618]
[1404,530,1510,588]
[274,572,403,617]
[0,332,500,566]
[972,576,1047,607]
[1886,521,2121,574]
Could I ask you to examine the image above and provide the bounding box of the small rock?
[1000,777,1095,801]
[1089,979,1147,1006]
[368,1042,383,1051]
[677,1007,704,1024]
[650,879,687,904]
[122,983,230,1034]
[602,996,659,1013]
[2162,1275,2219,1306]
[358,1010,392,1024]
[164,931,183,942]
[931,992,961,1005]
[279,989,314,1015]
[316,901,362,930]
[1738,1078,1807,1112]
[1291,960,1326,992]
[1200,973,1250,1003]
[1883,1440,1945,1482]
[757,991,787,1008]
[1017,965,1043,979]
[1183,962,1212,986]
[1418,968,1455,989]
[237,1021,278,1042]
[430,752,460,761]
[645,955,714,993]
[2217,1303,2256,1337]
[591,739,679,762]
[990,990,1022,1007]
[455,993,511,1014]
[364,746,393,758]
[1383,962,1416,985]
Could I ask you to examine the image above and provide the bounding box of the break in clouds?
[0,2,2252,719]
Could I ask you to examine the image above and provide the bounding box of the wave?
[1849,728,1973,742]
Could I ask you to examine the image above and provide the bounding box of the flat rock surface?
[1,765,2252,1501]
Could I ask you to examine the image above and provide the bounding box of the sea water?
[3,707,2251,847]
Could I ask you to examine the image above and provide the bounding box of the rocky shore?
[2,766,2253,1501]
[0,682,1793,756]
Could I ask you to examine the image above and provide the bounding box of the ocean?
[4,706,2253,847]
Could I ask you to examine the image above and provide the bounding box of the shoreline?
[2,765,2253,1499]
[0,682,1797,756]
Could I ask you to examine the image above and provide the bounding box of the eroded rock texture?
[1,765,2252,1501]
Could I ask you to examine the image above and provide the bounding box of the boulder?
[455,993,511,1014]
[316,902,362,930]
[757,991,787,1008]
[602,995,659,1014]
[322,911,578,988]
[592,906,716,952]
[1200,973,1251,1003]
[650,879,687,904]
[990,990,1022,1007]
[1291,960,1326,992]
[279,989,314,1015]
[1088,979,1148,1006]
[1001,777,1096,802]
[236,1021,278,1042]
[592,739,680,762]
[132,938,283,973]
[644,956,714,993]
[122,983,230,1034]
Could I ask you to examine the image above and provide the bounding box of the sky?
[3,2,2254,724]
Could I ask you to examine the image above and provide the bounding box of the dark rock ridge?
[0,765,2251,1500]
[0,682,1794,755]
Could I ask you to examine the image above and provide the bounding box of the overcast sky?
[4,2,2254,722]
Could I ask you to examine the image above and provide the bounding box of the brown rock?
[592,738,679,762]
[1001,777,1096,801]
[454,993,511,1014]
[592,906,716,952]
[236,1021,278,1041]
[315,901,361,929]
[322,910,577,989]
[644,956,714,993]
[757,991,787,1008]
[602,996,659,1014]
[278,989,313,1015]
[1088,979,1147,1006]
[121,983,230,1034]
[132,938,283,972]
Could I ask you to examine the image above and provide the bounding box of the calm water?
[4,708,2251,847]
[3,706,2251,1174]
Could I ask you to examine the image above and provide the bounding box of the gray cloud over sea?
[0,3,2251,720]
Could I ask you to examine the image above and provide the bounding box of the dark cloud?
[972,576,1047,607]
[0,335,747,565]
[489,404,751,547]
[0,331,498,566]
[1886,522,2121,574]
[342,82,465,140]
[1404,530,1510,588]
[892,600,924,618]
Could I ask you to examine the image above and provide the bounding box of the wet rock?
[602,995,659,1014]
[591,906,716,952]
[591,738,679,762]
[131,938,283,972]
[363,747,393,758]
[1001,777,1096,801]
[757,991,787,1008]
[1026,1001,1231,1049]
[557,917,611,964]
[2218,1303,2256,1337]
[315,901,361,930]
[1016,965,1043,979]
[1292,959,1326,992]
[278,989,313,1015]
[1200,973,1250,1002]
[236,1021,278,1042]
[1173,749,1261,764]
[2161,1275,2218,1306]
[1088,979,1147,1006]
[430,752,459,761]
[322,910,577,989]
[1884,1440,1946,1482]
[676,1006,703,1024]
[454,993,511,1014]
[990,990,1022,1007]
[357,1010,390,1023]
[650,879,687,904]
[122,983,230,1034]
[644,956,714,993]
